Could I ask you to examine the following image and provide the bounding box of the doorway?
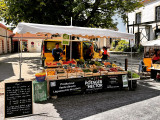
[14,41,19,52]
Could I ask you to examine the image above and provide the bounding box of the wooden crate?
[46,75,57,80]
[100,71,108,75]
[84,72,93,77]
[107,72,115,75]
[45,69,57,80]
[67,73,77,78]
[56,68,67,79]
[57,73,67,79]
[115,71,128,75]
[77,72,84,78]
[93,72,101,76]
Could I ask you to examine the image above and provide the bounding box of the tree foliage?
[0,0,142,29]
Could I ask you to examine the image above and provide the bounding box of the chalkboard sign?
[5,81,33,118]
[103,75,123,89]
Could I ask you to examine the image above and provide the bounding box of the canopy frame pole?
[70,35,72,61]
[18,34,24,81]
[131,39,133,89]
[70,17,73,61]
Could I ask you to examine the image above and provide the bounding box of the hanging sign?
[62,34,70,45]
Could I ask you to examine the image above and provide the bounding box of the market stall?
[13,22,135,98]
[142,39,160,80]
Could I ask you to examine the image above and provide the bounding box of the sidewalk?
[0,53,43,94]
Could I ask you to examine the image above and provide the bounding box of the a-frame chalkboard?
[5,81,33,118]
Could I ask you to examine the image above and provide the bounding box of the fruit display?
[76,59,85,65]
[94,61,101,66]
[104,62,111,66]
[35,72,46,77]
[63,60,76,65]
[112,64,117,68]
[42,59,127,80]
[109,68,118,72]
[67,68,77,73]
[76,68,83,72]
[46,70,56,76]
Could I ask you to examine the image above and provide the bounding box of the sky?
[113,14,126,33]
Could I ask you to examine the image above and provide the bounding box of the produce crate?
[56,68,67,79]
[84,72,93,77]
[68,73,77,78]
[76,68,84,77]
[107,72,115,75]
[66,68,77,78]
[62,59,77,66]
[99,67,108,75]
[45,61,62,68]
[115,71,128,75]
[91,68,101,76]
[77,72,84,77]
[82,68,93,77]
[45,69,57,80]
[93,72,101,76]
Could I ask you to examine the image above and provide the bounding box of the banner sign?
[85,76,103,91]
[49,78,85,96]
[49,74,128,96]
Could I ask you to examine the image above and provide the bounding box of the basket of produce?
[67,68,77,78]
[76,68,84,77]
[45,61,62,67]
[99,67,108,75]
[35,72,46,82]
[56,68,67,79]
[76,59,85,65]
[62,59,77,65]
[46,69,57,80]
[91,68,101,76]
[82,68,93,77]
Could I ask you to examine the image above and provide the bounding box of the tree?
[0,0,142,29]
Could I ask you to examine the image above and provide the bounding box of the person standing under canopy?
[52,43,63,61]
[152,49,160,64]
[102,46,110,61]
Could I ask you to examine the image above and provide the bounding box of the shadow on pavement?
[40,84,160,120]
[0,63,15,81]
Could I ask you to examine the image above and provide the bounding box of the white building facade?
[127,0,160,45]
[0,23,12,54]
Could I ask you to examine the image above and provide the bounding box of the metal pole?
[70,17,72,61]
[71,17,72,26]
[18,34,24,81]
[131,42,133,89]
[70,35,72,61]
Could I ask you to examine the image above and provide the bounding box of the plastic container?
[36,76,46,82]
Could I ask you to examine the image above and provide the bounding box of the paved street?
[1,79,160,120]
[1,52,155,120]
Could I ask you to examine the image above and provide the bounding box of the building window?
[136,12,141,24]
[156,6,160,21]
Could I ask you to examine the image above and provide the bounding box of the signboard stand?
[4,80,33,118]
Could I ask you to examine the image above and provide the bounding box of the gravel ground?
[1,79,160,120]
